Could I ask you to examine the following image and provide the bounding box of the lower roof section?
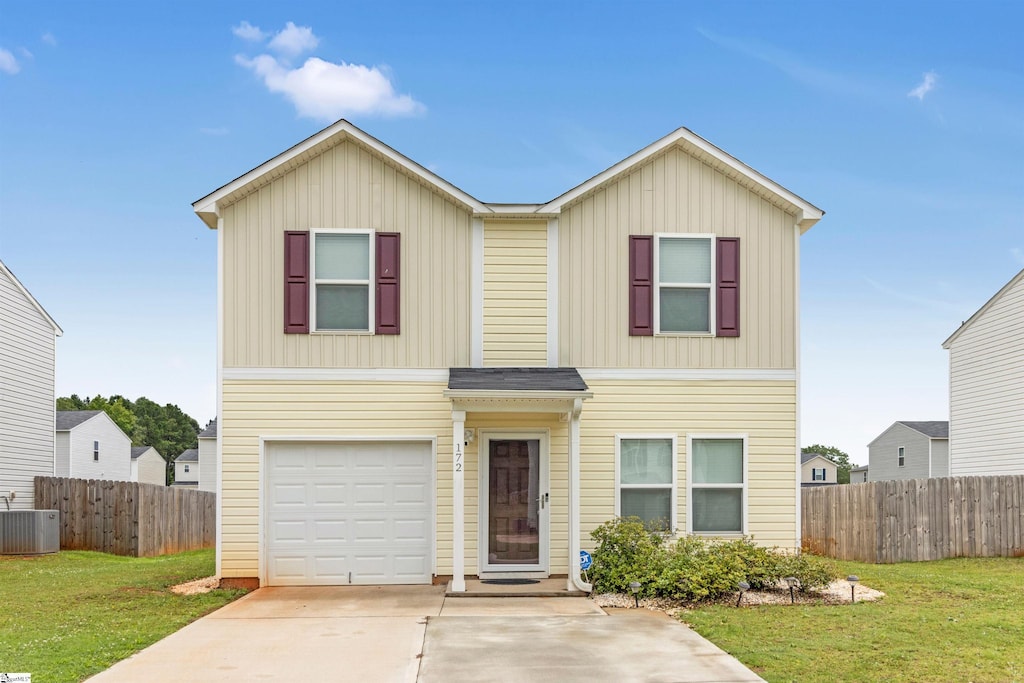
[447,367,588,392]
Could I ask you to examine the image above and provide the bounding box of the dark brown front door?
[487,439,540,566]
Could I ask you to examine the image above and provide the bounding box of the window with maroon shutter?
[629,236,654,336]
[375,232,400,335]
[716,237,740,337]
[283,231,309,334]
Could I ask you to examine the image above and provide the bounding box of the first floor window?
[312,230,372,331]
[689,435,746,534]
[657,235,713,333]
[898,446,905,467]
[93,440,100,461]
[617,436,675,529]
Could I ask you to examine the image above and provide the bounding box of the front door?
[480,434,548,574]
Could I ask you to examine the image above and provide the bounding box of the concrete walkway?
[89,586,763,683]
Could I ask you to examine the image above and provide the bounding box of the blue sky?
[1,1,1021,464]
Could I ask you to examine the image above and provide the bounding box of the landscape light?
[847,575,859,603]
[629,581,641,608]
[736,581,750,607]
[784,576,799,604]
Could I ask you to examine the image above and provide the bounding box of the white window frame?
[614,434,677,530]
[812,467,825,481]
[654,233,716,336]
[310,228,375,333]
[686,433,748,535]
[93,440,100,462]
[898,446,905,468]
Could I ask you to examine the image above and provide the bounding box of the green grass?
[0,549,247,682]
[682,557,1024,683]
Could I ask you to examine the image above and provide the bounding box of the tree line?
[56,395,207,483]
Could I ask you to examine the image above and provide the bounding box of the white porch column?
[568,398,592,592]
[451,409,466,592]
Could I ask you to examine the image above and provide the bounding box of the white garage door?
[265,441,433,586]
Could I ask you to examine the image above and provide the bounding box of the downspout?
[568,398,591,593]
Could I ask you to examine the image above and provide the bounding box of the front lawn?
[682,557,1024,683]
[0,549,247,682]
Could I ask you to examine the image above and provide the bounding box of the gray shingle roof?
[448,367,588,392]
[55,410,104,431]
[131,446,150,459]
[801,452,836,465]
[198,418,217,438]
[898,421,949,438]
[175,448,199,463]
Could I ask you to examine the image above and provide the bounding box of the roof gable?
[801,452,837,466]
[943,268,1024,349]
[1,259,63,335]
[175,448,199,462]
[55,410,104,431]
[868,420,949,446]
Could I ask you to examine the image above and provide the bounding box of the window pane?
[660,289,709,332]
[692,488,742,532]
[621,488,671,528]
[692,439,743,484]
[315,233,369,280]
[660,237,711,284]
[620,438,673,484]
[316,284,369,330]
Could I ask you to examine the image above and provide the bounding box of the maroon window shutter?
[375,232,400,335]
[716,237,740,337]
[283,231,309,334]
[629,236,654,336]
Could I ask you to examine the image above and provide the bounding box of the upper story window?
[93,440,100,461]
[312,230,373,332]
[657,235,713,334]
[898,446,905,467]
[812,467,825,481]
[184,464,190,473]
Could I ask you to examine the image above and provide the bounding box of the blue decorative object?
[579,550,593,571]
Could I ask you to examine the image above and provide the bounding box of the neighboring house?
[55,411,132,482]
[942,268,1024,476]
[131,446,166,486]
[173,449,199,489]
[197,419,217,493]
[867,421,949,482]
[849,465,869,483]
[800,453,838,486]
[0,259,62,509]
[192,120,824,589]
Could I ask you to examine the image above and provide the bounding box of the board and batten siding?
[559,146,798,369]
[867,424,936,482]
[0,269,57,509]
[220,378,798,580]
[948,273,1024,475]
[483,221,547,367]
[221,139,472,370]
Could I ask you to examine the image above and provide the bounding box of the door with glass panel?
[481,436,548,573]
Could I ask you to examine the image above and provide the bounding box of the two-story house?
[800,453,838,486]
[866,421,949,481]
[0,259,62,509]
[55,411,133,482]
[942,268,1024,476]
[192,120,823,590]
[172,448,199,488]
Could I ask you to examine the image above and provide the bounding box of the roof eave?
[0,260,63,336]
[942,268,1024,349]
[443,389,594,401]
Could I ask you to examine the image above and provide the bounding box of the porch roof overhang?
[444,367,593,413]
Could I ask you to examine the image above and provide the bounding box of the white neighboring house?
[943,268,1024,476]
[130,446,166,486]
[55,411,132,481]
[173,449,199,489]
[0,259,62,509]
[800,452,838,486]
[867,421,949,482]
[197,419,217,493]
[849,465,869,483]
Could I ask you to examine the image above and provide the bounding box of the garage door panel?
[266,441,432,586]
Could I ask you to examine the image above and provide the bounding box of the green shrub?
[589,517,667,596]
[589,517,841,602]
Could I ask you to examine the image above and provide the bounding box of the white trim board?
[223,368,449,382]
[579,369,795,381]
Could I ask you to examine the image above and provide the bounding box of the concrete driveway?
[89,586,762,683]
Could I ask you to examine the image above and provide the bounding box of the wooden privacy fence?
[802,475,1024,563]
[35,476,215,557]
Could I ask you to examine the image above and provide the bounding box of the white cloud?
[268,21,319,57]
[200,127,229,136]
[908,71,938,100]
[236,53,425,121]
[232,20,266,42]
[17,47,33,60]
[41,32,57,47]
[0,48,20,75]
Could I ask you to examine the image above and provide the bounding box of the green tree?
[84,395,138,437]
[56,394,87,411]
[802,444,857,484]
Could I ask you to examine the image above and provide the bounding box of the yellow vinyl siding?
[483,221,547,366]
[579,379,798,550]
[559,146,798,369]
[221,139,472,369]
